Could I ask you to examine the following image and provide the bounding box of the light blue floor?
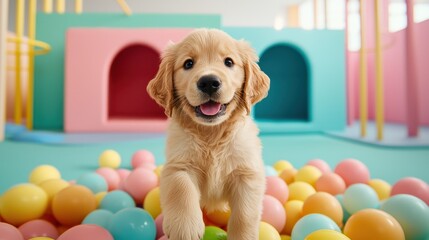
[1,133,428,194]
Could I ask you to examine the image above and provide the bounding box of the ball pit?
[0,150,428,240]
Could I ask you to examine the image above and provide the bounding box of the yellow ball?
[0,183,48,226]
[280,235,291,240]
[368,179,391,200]
[305,229,351,240]
[99,149,121,169]
[154,165,164,178]
[95,191,108,207]
[29,165,61,185]
[288,182,316,202]
[143,187,162,219]
[38,179,70,214]
[274,160,294,173]
[29,238,55,240]
[283,200,304,235]
[259,221,281,240]
[294,166,322,186]
[279,168,297,185]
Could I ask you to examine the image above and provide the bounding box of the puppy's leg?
[226,167,265,240]
[160,168,205,240]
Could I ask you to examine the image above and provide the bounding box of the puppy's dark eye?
[224,58,234,67]
[184,59,194,70]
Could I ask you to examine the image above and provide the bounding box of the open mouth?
[195,100,227,119]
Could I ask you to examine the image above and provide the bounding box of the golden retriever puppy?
[147,28,270,240]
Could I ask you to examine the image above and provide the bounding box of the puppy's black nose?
[197,75,221,95]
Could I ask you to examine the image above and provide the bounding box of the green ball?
[202,226,227,240]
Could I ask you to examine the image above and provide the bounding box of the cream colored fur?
[147,28,270,240]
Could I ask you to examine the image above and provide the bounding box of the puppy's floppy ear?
[147,44,176,117]
[238,40,270,114]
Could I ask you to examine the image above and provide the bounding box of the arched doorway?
[256,44,310,121]
[108,44,165,120]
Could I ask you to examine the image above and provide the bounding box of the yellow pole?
[75,0,83,13]
[374,0,384,140]
[359,0,367,137]
[27,0,37,130]
[44,0,53,13]
[116,0,132,16]
[14,0,25,124]
[56,0,65,14]
[0,0,9,140]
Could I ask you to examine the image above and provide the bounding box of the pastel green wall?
[34,13,221,130]
[223,27,346,133]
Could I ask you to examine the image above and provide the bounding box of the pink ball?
[0,222,24,240]
[155,214,164,239]
[315,172,346,195]
[131,150,155,169]
[265,176,289,204]
[137,162,157,171]
[334,158,370,186]
[117,169,131,181]
[57,224,113,240]
[124,168,159,203]
[261,195,286,233]
[307,159,331,174]
[96,167,121,191]
[391,177,429,205]
[158,235,168,240]
[18,219,59,239]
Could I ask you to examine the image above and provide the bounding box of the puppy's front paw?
[163,210,205,240]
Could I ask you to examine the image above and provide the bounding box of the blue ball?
[76,172,108,193]
[264,165,278,177]
[291,213,341,240]
[335,194,351,224]
[82,209,114,229]
[100,190,135,213]
[108,207,156,240]
[343,183,379,214]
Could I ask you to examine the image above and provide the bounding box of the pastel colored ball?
[131,150,155,169]
[368,179,391,200]
[52,185,97,226]
[143,187,162,219]
[38,179,70,213]
[305,229,350,240]
[155,214,164,239]
[82,209,114,229]
[0,222,24,240]
[273,160,294,173]
[259,222,281,240]
[279,168,297,185]
[18,219,59,239]
[202,226,227,240]
[282,200,304,235]
[266,176,289,204]
[334,159,370,186]
[0,183,48,226]
[57,224,114,240]
[291,214,341,240]
[99,149,121,169]
[205,208,231,228]
[116,168,131,181]
[124,168,158,203]
[391,177,429,205]
[343,183,379,214]
[381,194,429,240]
[76,172,108,194]
[294,166,322,187]
[265,165,279,177]
[315,172,346,195]
[108,208,156,240]
[154,165,164,178]
[306,159,331,174]
[343,209,405,240]
[335,194,351,225]
[29,165,61,185]
[302,192,343,227]
[261,195,286,233]
[99,190,135,213]
[29,237,54,240]
[280,235,291,240]
[95,167,121,191]
[288,181,316,201]
[95,191,107,207]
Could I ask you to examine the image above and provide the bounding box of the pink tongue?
[200,102,222,116]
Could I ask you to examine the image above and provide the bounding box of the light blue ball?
[335,194,351,224]
[108,207,156,240]
[291,213,341,240]
[343,183,379,214]
[100,190,135,213]
[76,172,108,193]
[82,209,114,229]
[264,165,278,177]
[381,194,429,240]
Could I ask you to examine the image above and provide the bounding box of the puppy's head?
[147,29,269,126]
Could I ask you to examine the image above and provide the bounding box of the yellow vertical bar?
[15,0,25,124]
[287,5,300,28]
[75,0,83,14]
[359,0,367,137]
[57,0,65,14]
[27,0,37,130]
[374,0,384,140]
[0,0,9,140]
[44,0,53,13]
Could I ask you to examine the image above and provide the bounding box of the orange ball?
[282,200,304,235]
[279,168,297,185]
[343,209,405,240]
[315,173,346,195]
[302,192,343,227]
[205,207,231,228]
[52,185,97,226]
